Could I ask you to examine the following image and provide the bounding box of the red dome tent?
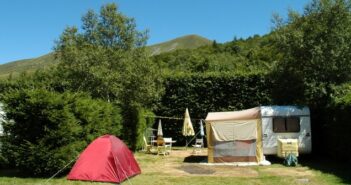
[67,135,141,183]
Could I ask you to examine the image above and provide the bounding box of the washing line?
[143,115,204,121]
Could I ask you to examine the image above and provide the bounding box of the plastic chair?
[163,137,173,154]
[192,138,203,154]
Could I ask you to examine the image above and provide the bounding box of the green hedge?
[0,89,122,176]
[319,85,351,162]
[121,105,155,150]
[156,73,272,144]
[135,108,155,150]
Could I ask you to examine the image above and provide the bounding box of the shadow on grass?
[183,155,207,163]
[0,168,29,178]
[0,168,68,178]
[266,155,351,184]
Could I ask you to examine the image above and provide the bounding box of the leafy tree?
[270,0,351,157]
[54,3,161,105]
[271,0,351,105]
[54,3,163,149]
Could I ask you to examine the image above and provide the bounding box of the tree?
[54,3,163,149]
[270,0,351,157]
[54,3,161,104]
[271,0,351,105]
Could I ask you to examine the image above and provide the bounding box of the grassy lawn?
[0,148,350,185]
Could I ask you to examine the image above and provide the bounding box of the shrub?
[0,89,122,176]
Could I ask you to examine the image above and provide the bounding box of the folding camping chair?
[192,138,203,154]
[143,136,152,154]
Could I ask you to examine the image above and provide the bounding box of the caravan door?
[262,117,277,154]
[298,116,312,154]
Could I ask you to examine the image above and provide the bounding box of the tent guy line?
[45,156,78,184]
[143,115,204,121]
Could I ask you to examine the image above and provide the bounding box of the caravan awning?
[210,120,258,141]
[205,107,261,121]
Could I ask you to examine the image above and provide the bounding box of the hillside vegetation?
[147,34,212,55]
[152,34,279,75]
[0,34,212,79]
[0,53,57,79]
[0,33,275,78]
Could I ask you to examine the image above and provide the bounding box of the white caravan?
[260,106,312,155]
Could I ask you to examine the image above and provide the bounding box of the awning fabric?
[211,120,258,141]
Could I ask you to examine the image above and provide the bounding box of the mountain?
[147,34,212,55]
[0,34,212,79]
[0,53,57,79]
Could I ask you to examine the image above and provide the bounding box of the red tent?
[67,135,141,183]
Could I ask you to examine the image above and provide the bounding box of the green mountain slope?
[0,53,58,79]
[148,34,212,55]
[152,34,279,75]
[0,34,212,79]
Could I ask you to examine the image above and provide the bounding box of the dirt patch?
[176,164,259,177]
[170,149,207,157]
[137,149,314,178]
[210,166,259,177]
[261,167,315,177]
[178,165,215,174]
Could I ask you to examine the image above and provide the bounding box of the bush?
[0,89,122,176]
[156,73,272,144]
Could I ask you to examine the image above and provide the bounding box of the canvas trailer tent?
[205,107,264,163]
[205,106,311,163]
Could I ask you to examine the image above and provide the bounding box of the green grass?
[1,150,350,185]
[0,148,351,185]
[0,176,298,185]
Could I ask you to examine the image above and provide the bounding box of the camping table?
[151,140,176,144]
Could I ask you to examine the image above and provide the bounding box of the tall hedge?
[121,105,155,150]
[156,73,272,144]
[135,108,155,150]
[318,85,351,162]
[0,89,122,176]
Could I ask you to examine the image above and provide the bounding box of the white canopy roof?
[206,106,310,122]
[260,106,310,117]
[205,107,260,121]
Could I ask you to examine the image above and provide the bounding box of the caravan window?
[273,117,300,133]
[286,117,300,132]
[273,117,286,132]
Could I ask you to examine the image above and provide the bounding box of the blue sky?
[0,0,310,64]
